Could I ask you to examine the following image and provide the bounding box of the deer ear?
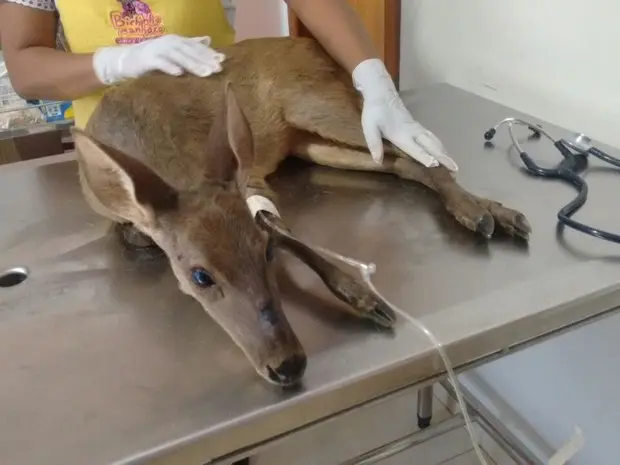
[224,82,254,172]
[205,82,254,184]
[72,128,178,227]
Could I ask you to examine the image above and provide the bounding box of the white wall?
[400,2,620,464]
[400,0,620,149]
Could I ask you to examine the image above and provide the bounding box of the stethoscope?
[484,118,620,244]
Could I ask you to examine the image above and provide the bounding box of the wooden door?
[288,0,401,89]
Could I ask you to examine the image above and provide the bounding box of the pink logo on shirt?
[110,0,166,44]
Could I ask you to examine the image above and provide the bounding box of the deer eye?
[191,267,215,287]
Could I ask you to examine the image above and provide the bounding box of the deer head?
[72,84,306,387]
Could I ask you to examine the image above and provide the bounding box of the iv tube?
[259,212,489,465]
[304,241,488,465]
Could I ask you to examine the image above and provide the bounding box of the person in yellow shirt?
[0,0,457,170]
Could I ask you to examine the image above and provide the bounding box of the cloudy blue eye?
[191,268,215,287]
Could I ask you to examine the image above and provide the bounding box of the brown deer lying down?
[72,36,531,387]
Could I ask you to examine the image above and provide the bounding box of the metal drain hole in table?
[0,267,29,288]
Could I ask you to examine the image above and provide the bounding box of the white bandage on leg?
[245,195,281,219]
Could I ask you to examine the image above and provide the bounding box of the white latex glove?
[93,34,225,85]
[352,58,458,171]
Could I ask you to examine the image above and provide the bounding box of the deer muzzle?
[207,292,307,387]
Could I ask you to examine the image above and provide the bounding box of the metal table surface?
[2,84,620,465]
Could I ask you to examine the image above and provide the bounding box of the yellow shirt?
[55,0,235,128]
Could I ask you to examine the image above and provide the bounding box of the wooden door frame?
[287,0,402,90]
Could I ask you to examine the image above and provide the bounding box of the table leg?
[417,385,434,429]
[440,380,542,464]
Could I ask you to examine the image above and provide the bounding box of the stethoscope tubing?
[487,119,620,244]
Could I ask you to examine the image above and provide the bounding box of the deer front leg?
[245,182,395,328]
[259,211,396,328]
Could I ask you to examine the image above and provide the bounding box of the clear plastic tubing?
[306,241,488,465]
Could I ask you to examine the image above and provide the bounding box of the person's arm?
[0,3,226,102]
[284,0,378,74]
[285,0,458,171]
[0,3,103,100]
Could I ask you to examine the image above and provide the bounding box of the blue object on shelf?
[38,100,73,122]
[27,99,74,123]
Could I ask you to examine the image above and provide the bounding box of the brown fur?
[72,36,530,387]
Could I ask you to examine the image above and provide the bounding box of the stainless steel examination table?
[2,84,620,465]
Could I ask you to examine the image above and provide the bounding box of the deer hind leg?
[293,134,531,240]
[285,82,530,239]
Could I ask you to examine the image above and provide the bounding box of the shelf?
[0,120,74,141]
[0,96,74,141]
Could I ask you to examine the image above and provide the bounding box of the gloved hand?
[352,58,458,171]
[93,34,225,85]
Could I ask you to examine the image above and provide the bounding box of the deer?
[71,36,531,388]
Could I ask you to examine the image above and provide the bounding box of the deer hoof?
[349,290,396,328]
[328,272,396,328]
[446,198,495,239]
[368,301,397,328]
[476,212,495,239]
[476,199,532,240]
[513,213,532,240]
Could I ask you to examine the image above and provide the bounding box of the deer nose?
[267,354,307,386]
